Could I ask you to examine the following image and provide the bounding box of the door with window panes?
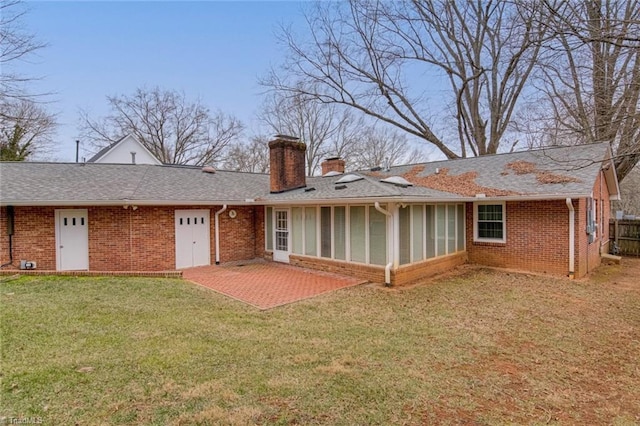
[273,209,290,263]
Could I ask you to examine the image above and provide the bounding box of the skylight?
[335,174,363,184]
[380,176,413,187]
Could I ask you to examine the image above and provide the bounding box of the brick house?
[0,137,619,285]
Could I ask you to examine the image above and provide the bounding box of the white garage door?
[55,209,89,271]
[175,210,210,269]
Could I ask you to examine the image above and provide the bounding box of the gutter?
[566,198,575,279]
[374,202,393,286]
[0,199,257,207]
[0,193,596,208]
[214,205,227,265]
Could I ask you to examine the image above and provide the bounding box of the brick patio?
[182,260,367,310]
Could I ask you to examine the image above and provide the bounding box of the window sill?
[473,240,507,247]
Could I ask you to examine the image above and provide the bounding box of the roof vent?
[304,187,316,192]
[202,166,216,174]
[336,174,363,184]
[380,176,413,187]
[323,171,342,177]
[370,166,382,172]
[335,184,347,190]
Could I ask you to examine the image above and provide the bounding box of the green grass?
[1,266,639,425]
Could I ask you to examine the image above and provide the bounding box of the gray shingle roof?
[0,162,268,205]
[260,142,614,203]
[365,142,610,198]
[0,142,615,206]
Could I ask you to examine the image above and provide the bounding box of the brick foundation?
[290,255,385,283]
[392,252,467,285]
[290,251,467,286]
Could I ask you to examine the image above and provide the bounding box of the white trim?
[566,198,575,278]
[473,201,507,243]
[214,205,227,265]
[273,208,290,263]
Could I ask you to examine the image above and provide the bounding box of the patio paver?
[182,261,367,309]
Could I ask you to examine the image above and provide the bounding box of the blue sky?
[19,1,309,161]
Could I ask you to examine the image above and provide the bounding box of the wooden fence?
[609,220,640,256]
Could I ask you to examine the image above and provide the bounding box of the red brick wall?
[217,206,259,264]
[466,200,571,276]
[0,206,57,270]
[89,207,136,271]
[253,206,266,258]
[0,205,262,272]
[393,252,467,285]
[290,254,386,283]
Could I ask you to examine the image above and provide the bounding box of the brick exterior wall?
[0,206,56,270]
[254,206,266,259]
[290,254,386,283]
[269,137,307,193]
[290,252,467,286]
[393,252,467,285]
[466,174,611,279]
[0,205,262,272]
[466,200,571,276]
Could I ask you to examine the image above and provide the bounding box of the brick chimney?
[321,157,345,175]
[269,135,307,193]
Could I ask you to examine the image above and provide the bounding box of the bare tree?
[0,99,56,160]
[613,163,640,215]
[80,87,244,166]
[259,89,362,175]
[536,0,640,182]
[223,135,271,173]
[350,125,428,170]
[0,0,47,102]
[263,0,548,160]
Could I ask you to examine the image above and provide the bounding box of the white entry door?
[55,209,89,271]
[175,210,210,269]
[273,209,290,263]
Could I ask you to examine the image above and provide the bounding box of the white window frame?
[473,201,506,243]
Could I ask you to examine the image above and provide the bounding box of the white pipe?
[375,202,393,286]
[566,198,575,279]
[214,204,227,265]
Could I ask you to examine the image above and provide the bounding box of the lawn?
[1,261,639,425]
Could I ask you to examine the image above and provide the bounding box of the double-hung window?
[474,202,506,243]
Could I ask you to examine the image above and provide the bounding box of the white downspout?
[214,205,227,265]
[375,202,393,286]
[566,198,575,279]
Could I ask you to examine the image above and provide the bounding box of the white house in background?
[87,135,162,165]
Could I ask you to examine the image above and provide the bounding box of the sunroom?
[264,202,467,285]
